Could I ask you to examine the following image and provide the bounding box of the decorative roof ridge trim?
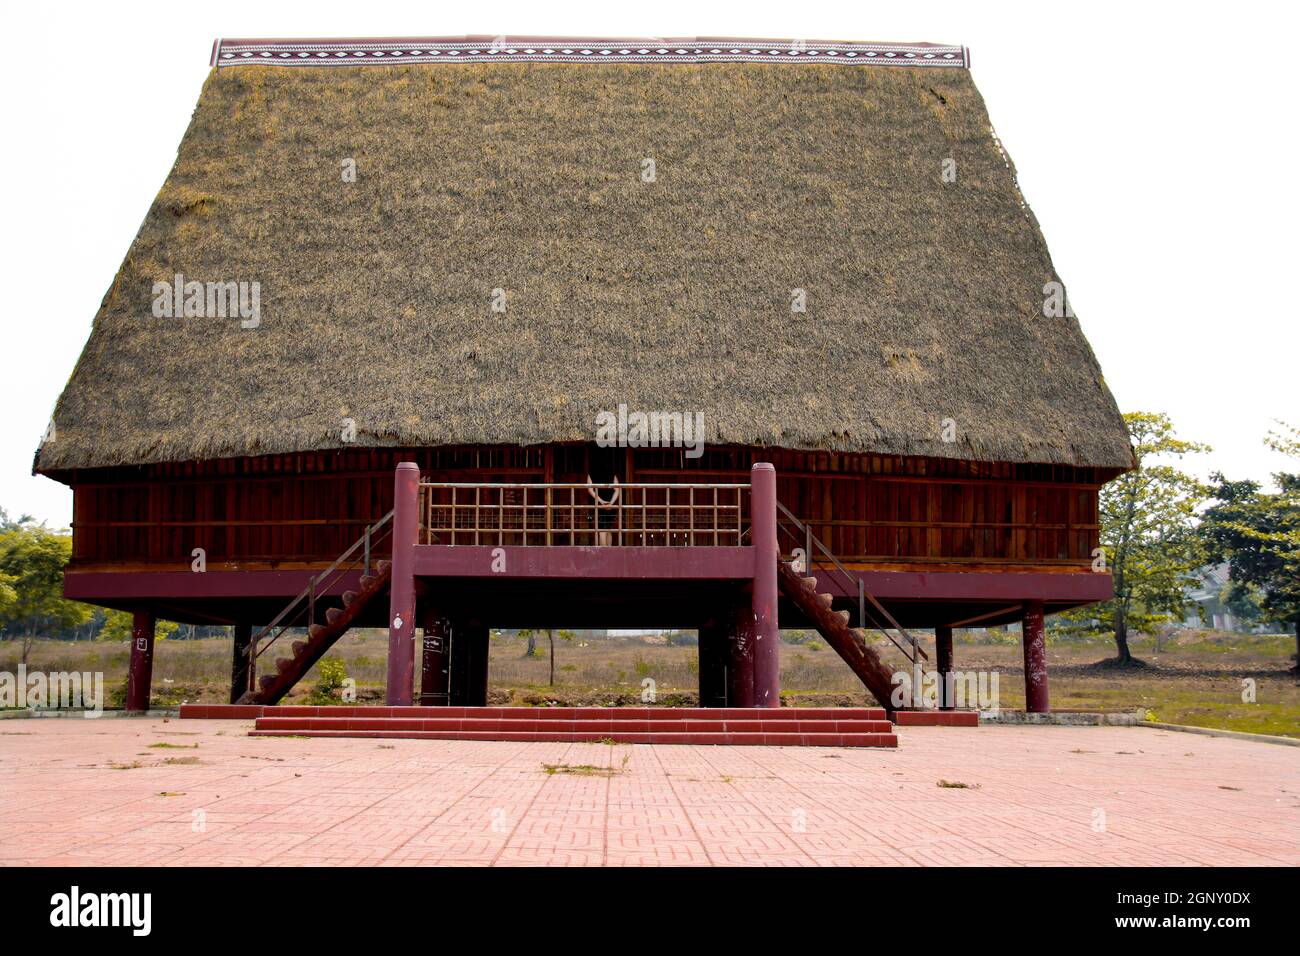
[211,36,969,69]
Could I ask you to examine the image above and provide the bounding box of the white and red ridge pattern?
[211,36,969,69]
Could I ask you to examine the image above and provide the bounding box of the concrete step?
[182,704,890,721]
[252,716,896,735]
[248,728,899,747]
[892,711,980,727]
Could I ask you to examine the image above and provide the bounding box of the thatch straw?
[35,61,1132,476]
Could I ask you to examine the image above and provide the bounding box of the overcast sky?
[1,1,1295,527]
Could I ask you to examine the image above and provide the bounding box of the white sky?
[1,1,1295,528]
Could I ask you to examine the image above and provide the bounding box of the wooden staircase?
[778,561,899,711]
[237,562,391,705]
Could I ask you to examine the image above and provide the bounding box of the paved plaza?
[0,718,1295,866]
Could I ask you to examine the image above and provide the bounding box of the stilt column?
[125,610,156,713]
[698,622,728,707]
[230,623,253,704]
[1022,600,1049,713]
[467,623,490,707]
[386,461,420,706]
[935,625,954,710]
[419,609,451,706]
[450,622,489,706]
[728,601,756,708]
[750,463,780,707]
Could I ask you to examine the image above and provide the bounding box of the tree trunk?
[547,629,555,686]
[1112,606,1131,663]
[1293,620,1299,672]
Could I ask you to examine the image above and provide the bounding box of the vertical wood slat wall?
[67,445,1105,569]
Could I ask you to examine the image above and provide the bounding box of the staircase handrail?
[251,509,394,662]
[775,501,928,663]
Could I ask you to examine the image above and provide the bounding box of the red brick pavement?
[0,718,1294,866]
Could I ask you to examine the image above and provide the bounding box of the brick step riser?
[248,728,899,747]
[183,704,889,721]
[253,717,896,734]
[892,711,980,727]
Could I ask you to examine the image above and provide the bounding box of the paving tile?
[0,719,1295,866]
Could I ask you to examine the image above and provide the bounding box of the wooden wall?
[66,444,1109,571]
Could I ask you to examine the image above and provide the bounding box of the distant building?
[1181,564,1240,631]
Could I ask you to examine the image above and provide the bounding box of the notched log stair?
[777,561,898,712]
[236,562,392,705]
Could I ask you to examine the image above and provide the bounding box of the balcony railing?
[418,482,750,547]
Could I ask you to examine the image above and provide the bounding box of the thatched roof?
[35,36,1133,476]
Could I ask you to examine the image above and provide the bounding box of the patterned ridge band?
[211,36,969,69]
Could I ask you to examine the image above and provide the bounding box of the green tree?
[1093,413,1210,664]
[96,609,179,643]
[1201,421,1300,670]
[0,520,94,662]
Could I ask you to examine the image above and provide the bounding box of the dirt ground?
[4,628,1297,738]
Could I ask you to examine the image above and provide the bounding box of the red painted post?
[935,625,954,710]
[750,463,780,707]
[1022,600,1050,713]
[728,600,756,708]
[386,462,420,706]
[697,622,728,707]
[419,610,451,706]
[467,623,490,707]
[125,610,156,713]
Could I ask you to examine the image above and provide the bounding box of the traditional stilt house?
[34,37,1133,736]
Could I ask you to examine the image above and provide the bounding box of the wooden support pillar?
[419,608,451,706]
[935,625,954,711]
[449,622,489,707]
[467,623,490,707]
[698,622,728,708]
[386,462,420,706]
[448,622,470,706]
[1022,600,1049,713]
[728,601,756,708]
[230,623,253,705]
[125,610,156,713]
[750,463,780,708]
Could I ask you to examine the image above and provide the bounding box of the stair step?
[342,590,358,607]
[254,716,896,735]
[291,640,308,657]
[325,607,343,626]
[376,560,391,575]
[359,575,376,590]
[249,728,898,748]
[182,704,893,723]
[801,576,818,588]
[893,710,980,727]
[308,623,327,640]
[275,657,293,673]
[816,592,834,607]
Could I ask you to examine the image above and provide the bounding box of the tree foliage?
[0,517,93,640]
[1201,421,1300,666]
[1089,413,1210,662]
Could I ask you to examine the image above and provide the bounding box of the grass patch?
[148,742,198,749]
[542,763,621,777]
[937,779,980,789]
